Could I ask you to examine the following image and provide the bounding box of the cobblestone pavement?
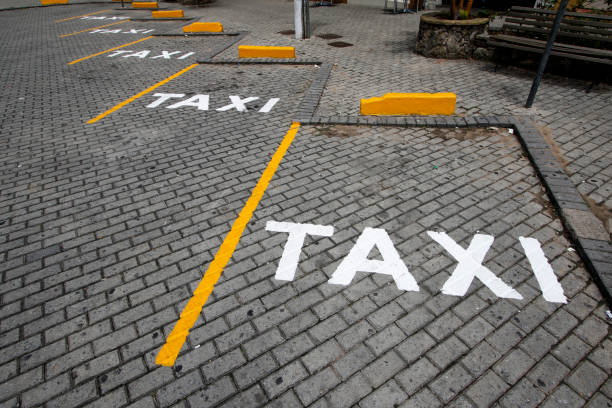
[208,0,612,236]
[0,1,611,408]
[0,0,112,9]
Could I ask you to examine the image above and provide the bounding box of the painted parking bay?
[240,125,576,302]
[0,27,316,406]
[1,4,609,408]
[84,64,313,123]
[167,124,604,405]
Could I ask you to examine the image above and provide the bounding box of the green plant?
[450,0,474,19]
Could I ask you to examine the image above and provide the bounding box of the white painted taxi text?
[265,221,567,303]
[146,93,280,113]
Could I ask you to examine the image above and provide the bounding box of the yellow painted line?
[68,36,153,65]
[86,63,198,124]
[156,121,301,367]
[59,20,128,38]
[56,9,112,22]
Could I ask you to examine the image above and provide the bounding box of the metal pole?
[525,0,570,108]
[303,0,311,39]
[295,0,304,39]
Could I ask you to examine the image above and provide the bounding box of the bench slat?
[488,40,612,64]
[492,7,612,66]
[503,23,612,43]
[511,6,612,21]
[506,11,612,29]
[505,17,612,36]
[492,34,612,56]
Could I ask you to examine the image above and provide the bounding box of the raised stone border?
[301,115,514,127]
[416,13,490,59]
[196,58,323,64]
[294,63,333,121]
[295,111,612,305]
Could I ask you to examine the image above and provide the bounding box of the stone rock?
[415,13,489,59]
[473,47,492,60]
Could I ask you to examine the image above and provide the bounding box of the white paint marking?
[123,50,151,58]
[519,237,567,303]
[108,50,132,57]
[177,52,195,60]
[82,16,128,20]
[427,231,522,299]
[146,93,185,108]
[259,98,280,113]
[151,51,182,59]
[216,95,259,112]
[90,29,122,34]
[266,221,334,281]
[166,94,210,111]
[328,227,419,291]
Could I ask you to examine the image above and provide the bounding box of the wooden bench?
[488,6,612,66]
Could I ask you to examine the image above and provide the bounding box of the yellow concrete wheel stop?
[41,0,68,5]
[183,22,223,33]
[360,92,456,116]
[132,1,158,8]
[238,46,295,59]
[152,10,184,18]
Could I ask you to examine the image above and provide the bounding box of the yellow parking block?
[238,45,295,59]
[360,92,456,116]
[182,22,223,32]
[41,0,68,5]
[152,10,184,18]
[132,1,158,8]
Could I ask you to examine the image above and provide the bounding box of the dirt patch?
[495,128,520,148]
[277,30,295,35]
[532,189,552,210]
[534,125,610,233]
[582,194,612,236]
[315,125,360,138]
[317,33,342,40]
[430,127,515,144]
[532,189,565,223]
[536,124,570,171]
[328,41,353,48]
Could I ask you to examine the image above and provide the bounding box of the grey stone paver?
[0,0,611,407]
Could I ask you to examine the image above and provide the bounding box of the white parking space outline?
[81,16,129,20]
